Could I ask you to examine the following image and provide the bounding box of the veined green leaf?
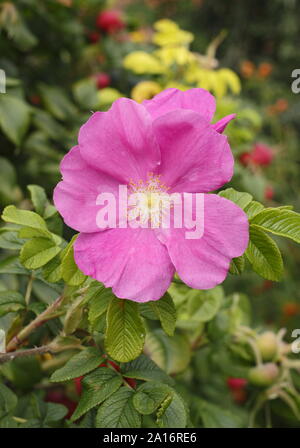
[20,237,61,269]
[50,347,104,382]
[61,235,86,286]
[0,384,18,419]
[0,228,24,250]
[27,185,48,216]
[120,354,174,386]
[251,208,300,243]
[229,255,245,275]
[95,388,141,428]
[0,291,25,317]
[71,367,123,421]
[2,206,47,232]
[145,329,191,375]
[245,224,283,281]
[105,298,145,363]
[244,201,264,219]
[42,256,62,283]
[219,188,253,210]
[133,382,172,415]
[88,286,113,331]
[0,95,31,145]
[145,293,176,336]
[156,390,187,428]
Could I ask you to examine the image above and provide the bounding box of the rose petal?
[53,146,120,233]
[74,227,175,302]
[153,109,234,193]
[143,87,216,121]
[78,98,160,183]
[212,114,236,133]
[155,194,249,289]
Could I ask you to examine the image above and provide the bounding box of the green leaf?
[50,347,103,382]
[133,382,171,415]
[2,206,48,232]
[0,94,31,145]
[0,255,30,275]
[72,78,98,109]
[63,295,86,335]
[95,388,141,428]
[5,16,38,51]
[145,293,176,336]
[121,354,174,385]
[245,224,284,281]
[145,329,191,375]
[20,238,61,269]
[219,188,253,209]
[71,367,123,421]
[188,287,223,323]
[194,398,245,428]
[156,390,187,428]
[88,286,113,331]
[39,85,77,120]
[78,410,96,428]
[18,226,60,243]
[42,256,62,283]
[229,255,245,275]
[0,157,19,204]
[44,403,68,423]
[251,208,300,244]
[32,110,65,140]
[27,185,47,216]
[61,235,86,286]
[105,298,145,363]
[0,384,17,419]
[0,228,24,250]
[244,201,264,219]
[0,291,25,317]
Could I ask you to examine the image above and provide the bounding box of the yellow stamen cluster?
[127,173,171,227]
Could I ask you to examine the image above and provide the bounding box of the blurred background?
[0,0,300,427]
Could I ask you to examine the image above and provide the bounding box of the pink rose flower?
[54,88,249,302]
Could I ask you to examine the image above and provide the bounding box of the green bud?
[257,331,278,361]
[248,363,279,387]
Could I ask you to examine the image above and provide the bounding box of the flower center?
[127,173,171,227]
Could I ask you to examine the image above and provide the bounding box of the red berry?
[239,152,252,166]
[240,143,274,167]
[96,10,125,34]
[88,31,101,43]
[227,377,248,390]
[251,143,274,166]
[93,72,111,89]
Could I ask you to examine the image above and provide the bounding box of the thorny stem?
[0,345,53,365]
[6,293,65,352]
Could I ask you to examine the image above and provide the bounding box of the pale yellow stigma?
[127,173,171,227]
